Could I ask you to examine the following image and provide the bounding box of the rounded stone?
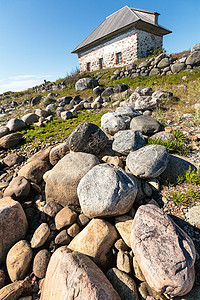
[30,223,50,248]
[0,132,23,148]
[4,176,30,199]
[130,115,162,136]
[6,119,26,132]
[33,249,51,279]
[0,126,9,138]
[67,122,108,155]
[126,144,169,179]
[112,130,146,155]
[22,113,39,125]
[6,240,33,282]
[101,112,126,135]
[78,163,138,218]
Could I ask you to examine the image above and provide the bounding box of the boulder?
[33,249,51,279]
[3,153,24,167]
[0,126,9,138]
[4,176,30,199]
[149,68,160,76]
[150,131,175,142]
[157,58,170,69]
[6,119,26,132]
[152,90,173,99]
[68,218,118,267]
[40,246,120,300]
[130,115,162,136]
[191,43,200,52]
[186,51,200,66]
[160,154,196,184]
[185,205,200,228]
[35,109,49,118]
[18,160,50,183]
[115,106,140,118]
[45,152,99,207]
[0,132,23,148]
[0,197,28,263]
[67,122,108,155]
[126,144,169,179]
[171,63,185,73]
[6,240,33,282]
[22,113,39,125]
[0,279,31,300]
[112,130,146,155]
[60,111,73,120]
[101,112,126,135]
[78,164,138,218]
[134,96,162,110]
[30,223,50,248]
[31,95,42,106]
[101,87,114,97]
[75,78,98,91]
[49,142,70,165]
[107,268,139,300]
[130,204,196,296]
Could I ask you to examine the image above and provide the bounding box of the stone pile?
[111,43,200,80]
[0,109,198,299]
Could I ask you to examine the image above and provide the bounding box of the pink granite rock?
[40,246,121,300]
[130,204,196,297]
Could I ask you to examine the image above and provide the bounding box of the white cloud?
[0,75,53,93]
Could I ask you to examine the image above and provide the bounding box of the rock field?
[0,44,200,300]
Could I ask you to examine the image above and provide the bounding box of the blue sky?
[0,0,199,93]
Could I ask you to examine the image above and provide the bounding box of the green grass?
[21,110,106,146]
[170,185,200,205]
[148,130,189,155]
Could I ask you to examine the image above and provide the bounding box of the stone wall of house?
[137,31,162,58]
[78,28,163,73]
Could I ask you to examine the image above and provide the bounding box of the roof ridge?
[130,7,159,15]
[127,6,140,20]
[106,5,129,19]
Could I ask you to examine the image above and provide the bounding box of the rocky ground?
[0,45,200,300]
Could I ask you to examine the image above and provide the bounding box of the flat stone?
[126,144,169,179]
[78,164,138,218]
[3,153,24,167]
[130,115,162,136]
[68,218,118,267]
[45,152,99,207]
[55,230,71,245]
[150,131,175,141]
[115,215,133,248]
[33,249,51,279]
[112,130,146,155]
[27,147,52,163]
[107,268,139,300]
[40,246,120,300]
[130,204,196,297]
[117,250,131,273]
[55,206,77,230]
[0,197,28,264]
[0,279,31,300]
[67,122,108,155]
[31,223,50,248]
[6,240,33,282]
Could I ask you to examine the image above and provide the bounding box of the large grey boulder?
[134,96,162,111]
[186,51,200,66]
[171,63,185,73]
[67,122,108,155]
[157,58,170,69]
[0,132,23,148]
[68,218,118,267]
[75,78,98,91]
[45,152,99,207]
[6,119,25,132]
[22,113,39,125]
[78,164,138,218]
[160,154,196,184]
[115,106,140,119]
[112,130,146,155]
[150,131,175,142]
[191,43,200,52]
[152,90,173,99]
[0,197,28,263]
[101,112,126,135]
[130,204,196,297]
[40,246,120,300]
[130,115,162,136]
[126,144,169,179]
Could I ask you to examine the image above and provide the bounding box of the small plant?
[170,185,200,205]
[170,191,188,204]
[185,167,200,184]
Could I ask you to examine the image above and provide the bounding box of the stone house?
[72,6,171,73]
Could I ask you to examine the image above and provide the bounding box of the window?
[116,52,122,64]
[86,62,91,72]
[99,58,103,69]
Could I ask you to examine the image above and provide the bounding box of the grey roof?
[72,6,171,53]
